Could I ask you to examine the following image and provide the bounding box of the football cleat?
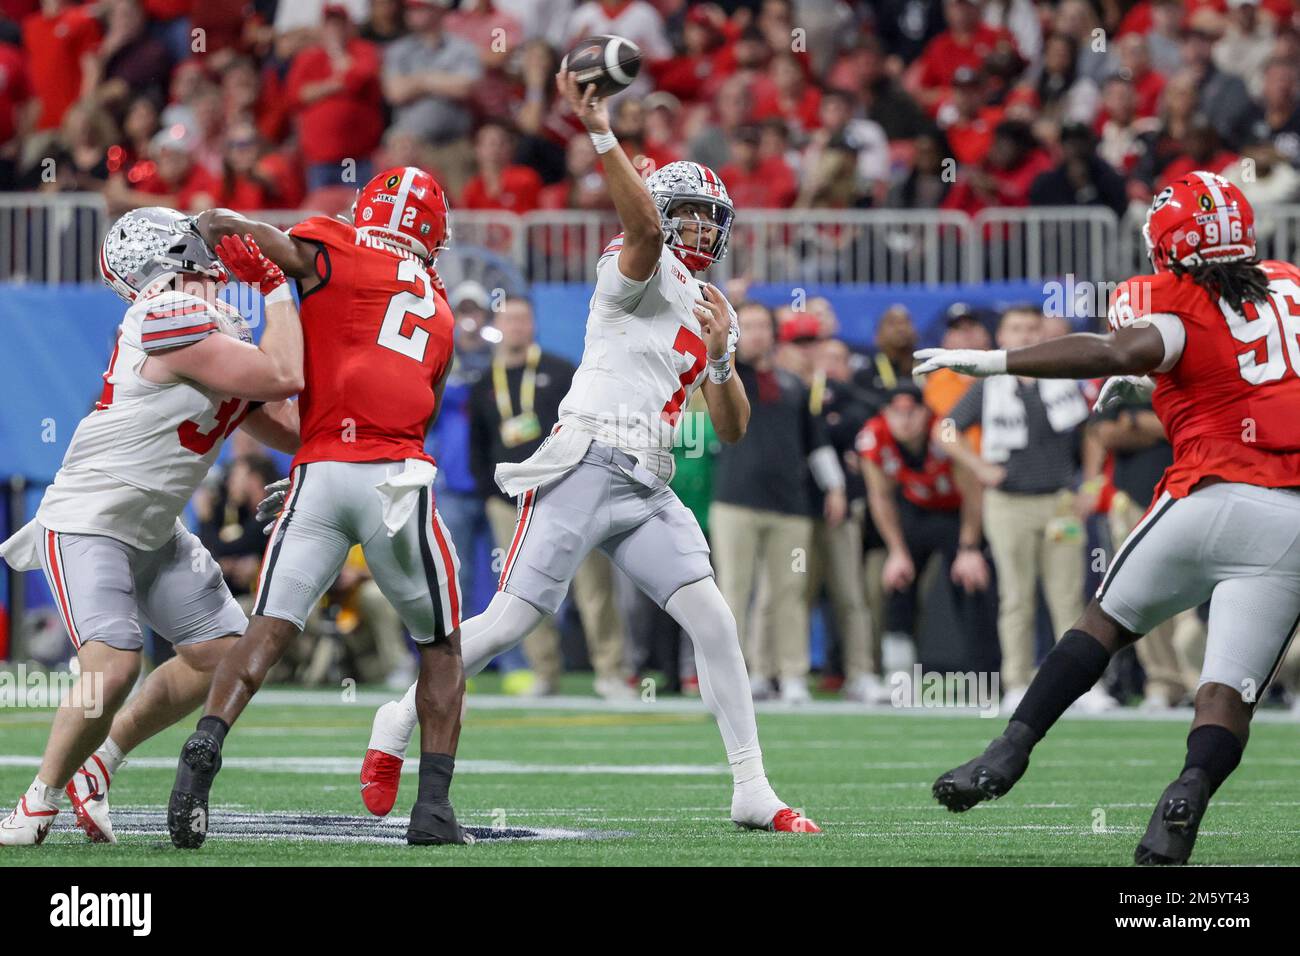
[360,748,404,817]
[0,794,59,846]
[168,730,222,849]
[769,808,822,833]
[1134,769,1211,866]
[65,755,116,844]
[406,799,472,846]
[361,698,417,816]
[933,733,1031,813]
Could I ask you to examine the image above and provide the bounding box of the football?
[560,34,642,97]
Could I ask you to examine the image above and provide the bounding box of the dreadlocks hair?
[1170,256,1272,314]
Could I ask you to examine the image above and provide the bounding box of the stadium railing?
[8,193,1300,291]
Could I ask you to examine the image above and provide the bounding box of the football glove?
[912,347,1008,377]
[216,233,286,295]
[1093,374,1156,413]
[256,477,291,534]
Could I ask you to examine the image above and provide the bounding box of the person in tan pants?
[484,496,629,697]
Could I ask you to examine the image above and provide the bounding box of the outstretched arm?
[915,325,1169,380]
[557,70,662,282]
[194,209,318,282]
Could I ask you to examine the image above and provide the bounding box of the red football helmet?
[1143,171,1256,273]
[353,166,451,266]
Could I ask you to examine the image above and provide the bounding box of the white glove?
[912,348,1008,377]
[1093,374,1156,413]
[255,477,291,533]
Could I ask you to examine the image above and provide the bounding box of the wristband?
[707,354,732,384]
[589,130,618,155]
[265,283,293,306]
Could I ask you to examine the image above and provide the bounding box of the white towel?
[496,424,594,498]
[0,519,43,572]
[373,459,438,537]
[981,376,1089,463]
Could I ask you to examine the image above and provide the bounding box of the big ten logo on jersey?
[377,258,441,362]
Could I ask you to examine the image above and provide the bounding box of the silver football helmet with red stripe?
[644,160,735,272]
[100,207,227,303]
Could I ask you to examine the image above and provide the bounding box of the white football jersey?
[37,289,250,551]
[558,239,734,454]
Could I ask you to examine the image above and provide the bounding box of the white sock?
[666,578,770,789]
[97,737,126,777]
[27,777,63,810]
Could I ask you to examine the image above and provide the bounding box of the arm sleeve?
[947,380,984,431]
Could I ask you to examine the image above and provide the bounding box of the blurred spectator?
[468,296,631,699]
[461,120,542,212]
[887,128,953,208]
[382,0,482,196]
[685,73,750,171]
[361,0,407,46]
[1029,30,1100,127]
[496,0,574,47]
[859,383,989,687]
[85,0,171,118]
[1213,0,1276,98]
[794,132,868,208]
[938,306,1098,708]
[0,24,26,189]
[907,0,1016,114]
[806,332,879,702]
[711,302,838,704]
[1114,33,1166,119]
[719,124,796,209]
[1096,76,1159,177]
[1223,143,1300,239]
[20,0,101,167]
[941,118,1052,214]
[851,304,916,405]
[648,3,729,104]
[803,89,889,204]
[1181,25,1259,149]
[1143,0,1189,77]
[1153,113,1237,189]
[843,34,931,142]
[1243,57,1300,166]
[751,52,821,140]
[1054,0,1113,86]
[538,132,608,209]
[286,4,384,191]
[1091,397,1202,708]
[611,97,679,174]
[198,454,283,601]
[511,37,567,183]
[24,99,113,191]
[444,0,523,121]
[922,304,991,431]
[939,65,1003,166]
[870,0,947,67]
[1029,121,1128,216]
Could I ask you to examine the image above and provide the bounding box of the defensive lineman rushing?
[167,166,469,848]
[357,71,819,833]
[915,171,1300,864]
[0,209,303,845]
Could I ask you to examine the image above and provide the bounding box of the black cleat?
[1134,769,1210,866]
[933,734,1031,812]
[406,799,472,846]
[168,731,223,849]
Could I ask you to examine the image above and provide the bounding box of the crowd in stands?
[4,0,1300,225]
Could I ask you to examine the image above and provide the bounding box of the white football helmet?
[644,161,735,272]
[100,207,227,303]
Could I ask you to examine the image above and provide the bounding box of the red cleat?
[770,807,821,833]
[360,749,404,817]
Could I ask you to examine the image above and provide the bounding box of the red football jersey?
[1108,259,1300,499]
[856,414,962,512]
[288,216,455,468]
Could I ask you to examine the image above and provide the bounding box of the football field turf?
[3,680,1299,867]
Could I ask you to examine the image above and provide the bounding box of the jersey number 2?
[661,326,708,426]
[378,258,437,362]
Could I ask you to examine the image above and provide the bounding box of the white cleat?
[65,755,117,844]
[594,676,639,701]
[1071,684,1119,714]
[843,672,891,704]
[0,794,59,846]
[779,677,812,705]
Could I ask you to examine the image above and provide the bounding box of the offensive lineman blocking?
[358,71,819,833]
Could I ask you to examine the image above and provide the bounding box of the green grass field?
[3,678,1298,866]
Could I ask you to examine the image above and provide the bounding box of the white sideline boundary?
[250,688,1300,724]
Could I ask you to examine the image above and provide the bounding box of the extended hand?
[912,348,1007,377]
[694,283,731,359]
[256,477,291,533]
[216,233,286,295]
[1093,374,1155,413]
[556,70,610,135]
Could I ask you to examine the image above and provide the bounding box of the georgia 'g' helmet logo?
[1151,186,1174,211]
